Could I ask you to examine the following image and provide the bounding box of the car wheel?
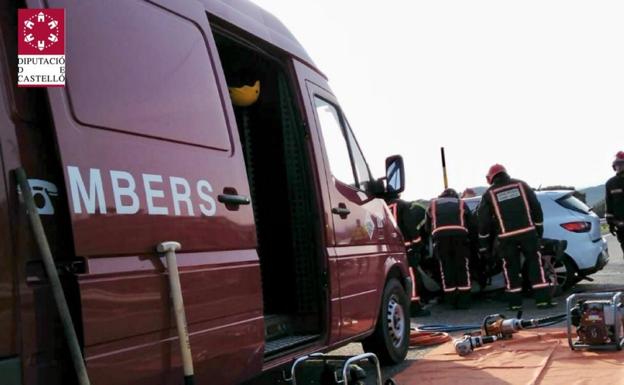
[553,255,578,290]
[362,278,409,365]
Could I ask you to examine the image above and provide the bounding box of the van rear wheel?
[362,278,409,365]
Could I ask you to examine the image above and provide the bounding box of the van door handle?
[218,194,250,206]
[332,203,350,219]
[218,187,250,211]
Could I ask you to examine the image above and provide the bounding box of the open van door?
[39,1,264,384]
[294,62,391,341]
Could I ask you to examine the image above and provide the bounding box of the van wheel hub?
[386,295,405,348]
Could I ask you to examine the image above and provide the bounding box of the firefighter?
[425,188,475,309]
[606,151,624,255]
[478,164,555,310]
[387,194,431,317]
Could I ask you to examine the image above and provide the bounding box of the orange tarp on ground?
[395,329,624,385]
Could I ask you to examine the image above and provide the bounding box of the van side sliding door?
[40,1,263,384]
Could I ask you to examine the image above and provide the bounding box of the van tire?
[362,278,409,365]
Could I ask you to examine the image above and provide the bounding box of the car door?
[40,1,263,384]
[295,63,388,340]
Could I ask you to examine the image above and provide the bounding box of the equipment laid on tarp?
[453,335,498,356]
[450,312,566,356]
[567,291,624,351]
[284,353,396,385]
[395,329,624,385]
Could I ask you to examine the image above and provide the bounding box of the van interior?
[213,28,324,358]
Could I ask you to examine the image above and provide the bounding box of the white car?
[463,191,609,290]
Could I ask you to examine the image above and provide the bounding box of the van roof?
[203,0,320,74]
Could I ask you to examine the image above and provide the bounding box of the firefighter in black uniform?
[425,188,475,309]
[478,164,555,310]
[387,195,431,317]
[606,151,624,255]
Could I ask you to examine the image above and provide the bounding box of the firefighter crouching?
[387,196,431,317]
[425,188,475,309]
[478,164,555,310]
[606,151,624,255]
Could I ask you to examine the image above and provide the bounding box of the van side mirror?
[385,155,405,195]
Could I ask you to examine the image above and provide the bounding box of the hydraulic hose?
[520,313,567,329]
[15,168,91,385]
[409,330,452,347]
[416,324,481,333]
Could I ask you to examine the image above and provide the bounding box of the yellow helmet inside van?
[228,80,260,107]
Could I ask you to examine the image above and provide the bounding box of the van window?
[314,98,357,187]
[344,122,372,190]
[63,1,230,150]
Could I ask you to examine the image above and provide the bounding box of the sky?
[254,0,624,200]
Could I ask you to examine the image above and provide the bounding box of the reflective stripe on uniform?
[537,251,547,284]
[388,202,398,220]
[408,267,420,301]
[432,225,468,235]
[404,236,422,247]
[498,226,535,238]
[490,190,507,233]
[460,257,471,291]
[502,258,510,291]
[438,259,448,292]
[459,199,465,228]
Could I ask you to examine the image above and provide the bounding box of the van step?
[264,335,319,356]
[264,314,292,340]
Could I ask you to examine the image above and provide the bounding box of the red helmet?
[613,151,624,170]
[486,164,507,184]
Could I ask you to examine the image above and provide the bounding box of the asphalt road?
[330,234,624,381]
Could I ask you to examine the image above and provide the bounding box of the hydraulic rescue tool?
[453,312,567,356]
[454,335,498,356]
[567,292,624,351]
[482,313,566,339]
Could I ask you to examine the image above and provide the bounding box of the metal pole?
[15,168,91,385]
[440,147,449,189]
[157,241,195,385]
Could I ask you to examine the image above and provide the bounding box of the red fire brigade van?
[0,1,412,384]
